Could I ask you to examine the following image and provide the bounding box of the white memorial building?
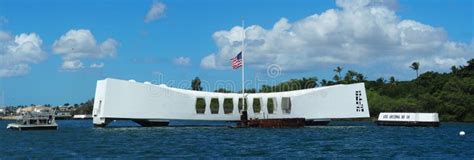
[92,78,370,127]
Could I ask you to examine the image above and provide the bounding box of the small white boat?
[375,112,440,127]
[6,106,58,131]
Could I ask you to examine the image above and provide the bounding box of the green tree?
[244,88,256,93]
[333,66,343,82]
[410,62,420,78]
[355,73,366,82]
[343,70,359,83]
[300,77,318,88]
[320,79,328,86]
[451,65,458,74]
[71,98,94,115]
[389,76,396,85]
[333,75,341,82]
[191,77,203,91]
[214,88,232,93]
[376,77,385,84]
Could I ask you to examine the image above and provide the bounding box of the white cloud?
[201,54,217,69]
[201,0,472,73]
[90,62,104,68]
[433,57,467,68]
[0,31,11,41]
[52,29,118,70]
[61,60,84,70]
[173,56,191,66]
[0,32,46,77]
[0,64,30,78]
[144,1,166,23]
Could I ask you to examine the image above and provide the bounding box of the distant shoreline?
[0,116,91,121]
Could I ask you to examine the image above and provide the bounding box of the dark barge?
[236,111,307,128]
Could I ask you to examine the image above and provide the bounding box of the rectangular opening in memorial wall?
[195,98,206,114]
[253,98,261,113]
[210,98,219,114]
[267,98,275,114]
[223,98,233,114]
[281,97,292,114]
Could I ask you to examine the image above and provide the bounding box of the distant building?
[16,107,22,115]
[16,105,50,115]
[55,111,73,120]
[0,108,5,116]
[73,114,92,119]
[57,106,71,112]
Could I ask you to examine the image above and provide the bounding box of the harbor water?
[0,120,473,158]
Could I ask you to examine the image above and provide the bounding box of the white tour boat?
[375,112,440,127]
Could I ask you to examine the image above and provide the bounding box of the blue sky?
[0,0,473,106]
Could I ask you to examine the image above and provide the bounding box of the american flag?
[230,52,242,69]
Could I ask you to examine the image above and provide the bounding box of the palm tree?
[333,75,341,82]
[410,62,420,78]
[450,66,458,74]
[191,77,203,91]
[355,73,366,82]
[344,70,358,82]
[333,66,343,80]
[320,79,328,86]
[389,76,396,84]
[376,77,385,84]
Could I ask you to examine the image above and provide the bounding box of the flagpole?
[241,19,245,112]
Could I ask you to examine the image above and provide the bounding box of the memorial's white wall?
[93,78,370,125]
